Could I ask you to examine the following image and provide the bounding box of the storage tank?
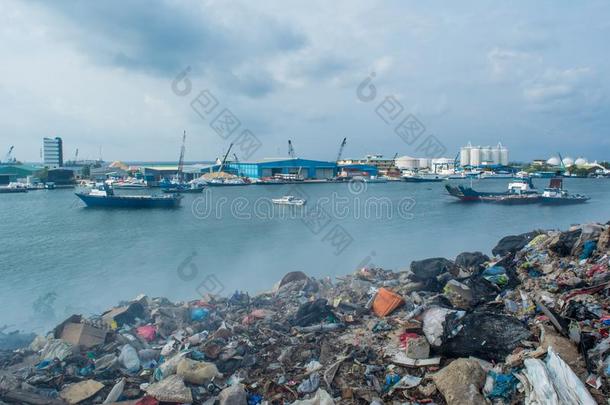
[460,146,471,167]
[499,145,509,166]
[491,144,501,165]
[575,157,587,166]
[470,147,481,167]
[418,158,431,169]
[480,146,492,163]
[395,156,419,170]
[546,156,560,166]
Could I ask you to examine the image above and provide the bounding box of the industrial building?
[0,164,42,185]
[47,168,75,186]
[395,156,455,172]
[43,137,64,168]
[338,155,397,176]
[460,142,509,167]
[225,158,337,180]
[337,164,379,177]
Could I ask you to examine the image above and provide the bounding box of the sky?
[1,0,609,163]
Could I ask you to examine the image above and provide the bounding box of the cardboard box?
[56,316,107,348]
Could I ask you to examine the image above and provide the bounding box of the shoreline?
[1,221,610,404]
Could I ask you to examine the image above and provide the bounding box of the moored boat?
[446,177,538,202]
[401,171,445,182]
[352,175,388,183]
[75,184,182,208]
[0,183,28,193]
[540,178,590,205]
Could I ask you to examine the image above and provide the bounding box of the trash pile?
[1,221,610,404]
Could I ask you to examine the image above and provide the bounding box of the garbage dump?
[1,221,610,404]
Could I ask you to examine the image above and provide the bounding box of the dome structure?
[575,157,587,166]
[546,156,561,166]
[562,157,574,166]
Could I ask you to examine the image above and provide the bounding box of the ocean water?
[1,177,609,333]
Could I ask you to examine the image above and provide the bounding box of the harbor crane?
[3,146,15,164]
[218,143,234,173]
[233,153,239,163]
[177,131,186,182]
[336,137,347,162]
[288,140,296,159]
[73,148,79,164]
[557,152,565,169]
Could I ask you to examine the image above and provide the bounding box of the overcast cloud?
[1,0,609,162]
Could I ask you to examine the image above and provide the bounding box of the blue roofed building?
[225,158,338,180]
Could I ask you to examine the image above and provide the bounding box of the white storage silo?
[499,144,509,166]
[491,144,501,165]
[470,146,481,166]
[481,146,492,163]
[460,146,471,167]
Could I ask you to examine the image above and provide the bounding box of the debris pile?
[1,222,610,404]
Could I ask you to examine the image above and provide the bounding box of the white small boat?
[272,195,306,206]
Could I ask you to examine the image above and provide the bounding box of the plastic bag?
[523,358,559,405]
[422,307,465,347]
[118,344,140,372]
[545,347,596,405]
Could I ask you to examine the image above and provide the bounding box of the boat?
[352,175,388,183]
[401,171,445,182]
[446,177,539,203]
[162,183,204,194]
[478,193,542,204]
[271,195,306,206]
[112,179,148,189]
[0,183,28,193]
[75,184,182,208]
[540,178,590,205]
[479,171,515,179]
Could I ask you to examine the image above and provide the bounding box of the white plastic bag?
[422,307,465,347]
[545,347,596,405]
[523,358,559,405]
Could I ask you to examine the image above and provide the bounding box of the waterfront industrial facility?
[0,137,609,188]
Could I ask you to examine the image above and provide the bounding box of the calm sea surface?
[2,177,610,332]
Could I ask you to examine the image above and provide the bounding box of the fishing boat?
[540,178,590,205]
[75,184,182,208]
[446,177,539,203]
[272,195,306,206]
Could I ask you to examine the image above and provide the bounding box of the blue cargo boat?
[445,177,539,203]
[76,184,182,208]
